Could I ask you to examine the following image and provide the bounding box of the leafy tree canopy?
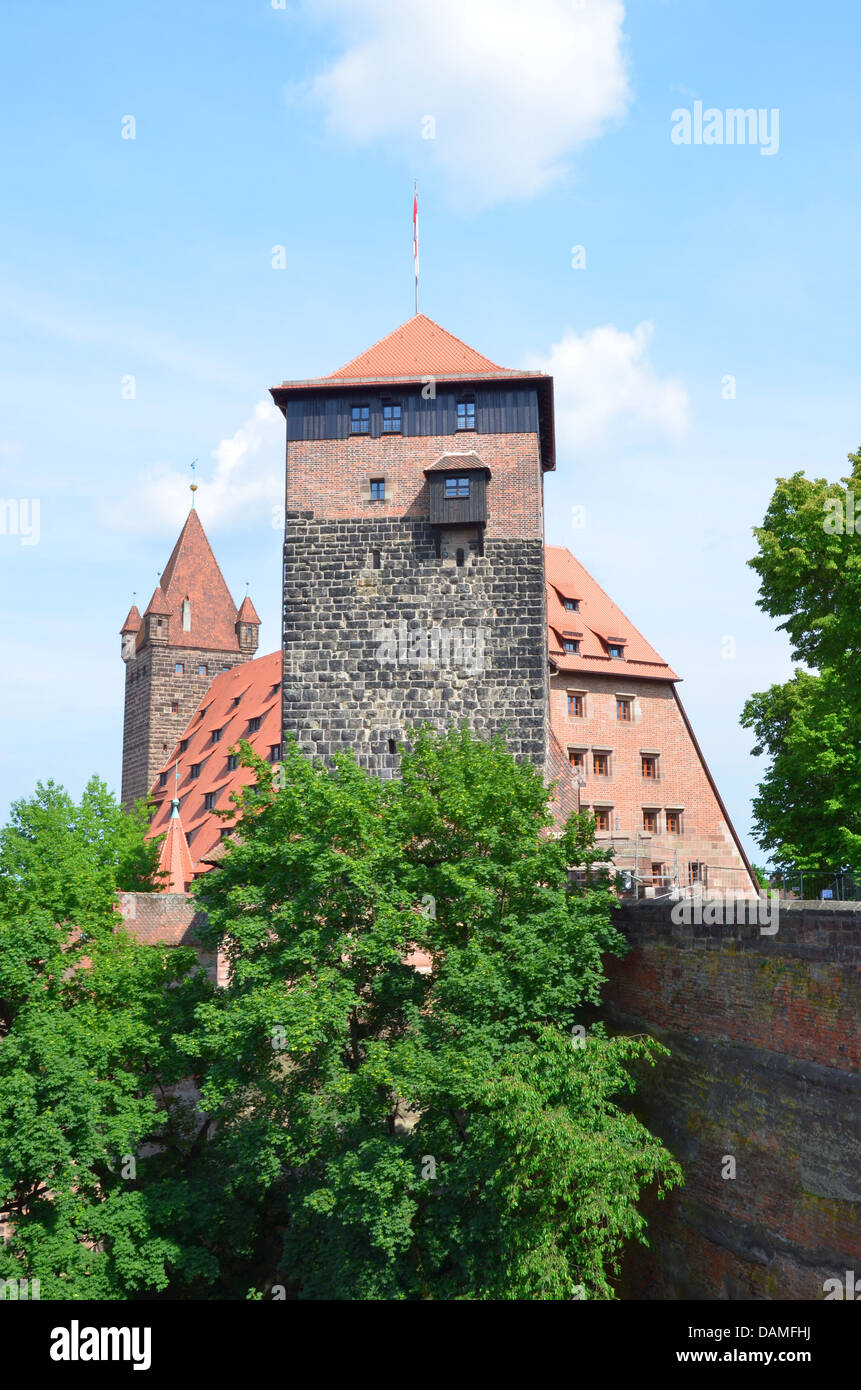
[743,448,861,868]
[192,727,681,1300]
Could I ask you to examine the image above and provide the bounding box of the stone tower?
[120,508,260,807]
[270,314,553,777]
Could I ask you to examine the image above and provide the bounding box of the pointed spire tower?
[120,500,262,808]
[157,796,195,893]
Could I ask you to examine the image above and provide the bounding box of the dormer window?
[563,639,579,654]
[351,404,370,434]
[181,598,191,631]
[456,399,476,431]
[563,598,580,612]
[444,476,471,499]
[382,403,401,433]
[608,644,624,660]
[248,716,261,733]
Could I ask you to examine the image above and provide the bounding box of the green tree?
[191,728,681,1301]
[0,778,213,1299]
[743,448,861,867]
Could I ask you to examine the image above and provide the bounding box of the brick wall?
[603,899,861,1299]
[281,425,549,777]
[550,671,756,896]
[121,644,251,808]
[116,892,224,984]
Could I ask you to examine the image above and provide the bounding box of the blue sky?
[2,0,859,862]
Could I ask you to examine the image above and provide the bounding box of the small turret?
[120,604,141,663]
[235,594,261,655]
[141,584,171,647]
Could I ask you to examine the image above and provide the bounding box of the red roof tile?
[324,314,505,381]
[120,604,141,633]
[157,509,243,653]
[544,546,678,682]
[147,651,283,879]
[157,799,195,893]
[142,584,171,618]
[236,594,261,624]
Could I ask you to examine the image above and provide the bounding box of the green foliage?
[192,727,681,1300]
[0,778,212,1299]
[744,449,861,868]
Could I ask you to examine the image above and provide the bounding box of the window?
[456,399,476,430]
[688,862,708,887]
[388,738,397,754]
[211,728,222,743]
[233,696,241,707]
[593,752,609,777]
[351,404,370,434]
[180,739,188,753]
[444,475,471,498]
[567,692,584,718]
[370,479,386,500]
[269,744,281,763]
[227,754,238,772]
[568,748,585,771]
[455,548,465,567]
[170,701,179,714]
[643,809,659,834]
[563,598,580,612]
[651,862,665,888]
[174,663,184,675]
[594,807,611,833]
[608,644,624,660]
[382,403,401,433]
[220,828,232,841]
[221,667,230,674]
[204,792,216,811]
[617,698,633,721]
[248,716,261,733]
[563,639,580,655]
[190,763,201,780]
[159,772,167,788]
[198,664,207,676]
[372,548,381,569]
[642,755,658,779]
[666,810,682,834]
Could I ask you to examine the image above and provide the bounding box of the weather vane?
[190,458,198,506]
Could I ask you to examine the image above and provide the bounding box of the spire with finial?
[189,458,198,508]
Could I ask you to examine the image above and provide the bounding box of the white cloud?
[304,0,631,205]
[99,398,283,534]
[526,321,688,451]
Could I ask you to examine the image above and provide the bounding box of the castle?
[122,314,756,898]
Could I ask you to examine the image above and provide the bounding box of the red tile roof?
[324,314,506,381]
[147,651,282,876]
[120,604,141,633]
[157,799,195,893]
[544,545,678,682]
[154,509,245,653]
[270,314,556,470]
[142,584,171,618]
[236,595,261,624]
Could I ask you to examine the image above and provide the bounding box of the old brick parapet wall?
[116,892,225,985]
[604,899,861,1300]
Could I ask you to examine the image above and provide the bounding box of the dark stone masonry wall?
[281,513,549,775]
[604,900,861,1300]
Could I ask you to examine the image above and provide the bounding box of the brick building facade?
[270,314,553,776]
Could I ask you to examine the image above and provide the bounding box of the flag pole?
[413,179,419,316]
